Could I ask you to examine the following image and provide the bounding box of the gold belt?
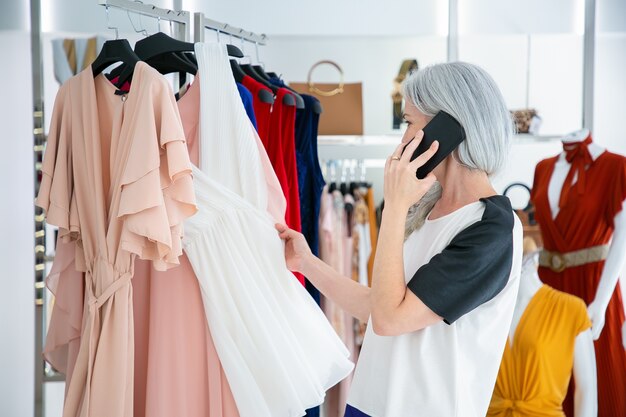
[539,244,610,273]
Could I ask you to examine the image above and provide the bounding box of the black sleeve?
[407,196,514,324]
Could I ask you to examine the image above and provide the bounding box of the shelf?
[317,134,562,160]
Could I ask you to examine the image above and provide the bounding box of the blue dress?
[236,83,257,129]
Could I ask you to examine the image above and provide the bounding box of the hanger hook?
[255,40,263,67]
[239,30,250,64]
[127,1,149,37]
[105,5,119,40]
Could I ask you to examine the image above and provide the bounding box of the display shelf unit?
[317,134,561,161]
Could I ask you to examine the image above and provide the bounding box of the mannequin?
[499,238,597,417]
[531,128,626,416]
[547,129,626,339]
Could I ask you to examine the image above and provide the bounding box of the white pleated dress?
[183,42,354,417]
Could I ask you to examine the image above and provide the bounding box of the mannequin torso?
[545,129,626,341]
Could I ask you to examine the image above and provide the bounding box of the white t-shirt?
[348,196,523,417]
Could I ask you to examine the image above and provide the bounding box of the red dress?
[241,75,271,144]
[277,88,302,237]
[266,88,304,285]
[531,148,626,417]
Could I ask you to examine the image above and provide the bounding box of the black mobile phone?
[408,111,466,179]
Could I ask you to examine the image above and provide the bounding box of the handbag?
[511,109,541,134]
[291,60,363,135]
[502,182,543,247]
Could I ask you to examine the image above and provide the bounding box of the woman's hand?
[275,223,313,273]
[383,130,439,213]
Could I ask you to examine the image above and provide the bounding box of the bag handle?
[307,60,345,97]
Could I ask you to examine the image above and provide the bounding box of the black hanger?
[231,59,246,83]
[133,32,198,79]
[255,65,305,109]
[349,181,358,196]
[253,64,272,82]
[92,39,141,89]
[340,182,348,196]
[266,71,278,79]
[311,100,323,114]
[241,64,275,92]
[328,182,337,193]
[241,64,295,107]
[226,44,244,58]
[135,32,194,60]
[184,52,197,67]
[232,60,274,104]
[147,52,197,76]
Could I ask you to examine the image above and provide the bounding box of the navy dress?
[295,94,325,305]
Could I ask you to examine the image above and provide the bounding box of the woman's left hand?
[383,130,439,213]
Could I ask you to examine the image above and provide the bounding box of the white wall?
[0,31,35,417]
[594,33,626,155]
[183,0,448,37]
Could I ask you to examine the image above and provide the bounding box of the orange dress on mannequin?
[488,285,591,417]
[531,146,626,417]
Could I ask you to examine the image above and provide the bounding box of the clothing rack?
[193,12,267,45]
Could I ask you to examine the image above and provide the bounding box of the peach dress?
[37,62,197,417]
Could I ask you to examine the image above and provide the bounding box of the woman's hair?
[402,62,515,237]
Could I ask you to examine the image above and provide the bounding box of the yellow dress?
[488,285,591,417]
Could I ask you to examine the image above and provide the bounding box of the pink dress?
[42,68,286,417]
[131,75,240,417]
[319,189,358,417]
[37,62,197,417]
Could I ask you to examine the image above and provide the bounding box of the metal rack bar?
[97,0,191,25]
[30,0,45,413]
[447,0,459,62]
[193,12,267,45]
[582,0,596,131]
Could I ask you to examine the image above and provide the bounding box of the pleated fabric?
[183,42,354,417]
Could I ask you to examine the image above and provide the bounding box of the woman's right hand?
[275,223,313,273]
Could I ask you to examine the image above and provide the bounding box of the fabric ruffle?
[118,98,197,271]
[43,238,84,387]
[35,84,81,244]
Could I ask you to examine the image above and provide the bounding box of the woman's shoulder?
[472,195,516,234]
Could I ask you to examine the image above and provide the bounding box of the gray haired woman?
[276,62,523,417]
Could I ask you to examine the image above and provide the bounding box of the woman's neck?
[429,162,496,219]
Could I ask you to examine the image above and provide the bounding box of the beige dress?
[36,62,197,417]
